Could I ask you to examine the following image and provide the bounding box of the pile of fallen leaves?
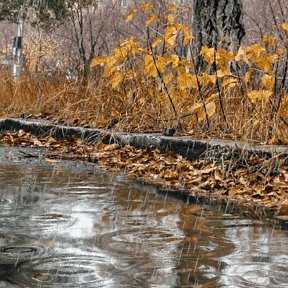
[0,129,287,219]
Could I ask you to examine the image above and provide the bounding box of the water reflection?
[0,159,288,287]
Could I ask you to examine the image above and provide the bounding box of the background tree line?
[0,0,287,77]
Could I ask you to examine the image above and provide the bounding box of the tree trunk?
[192,0,245,71]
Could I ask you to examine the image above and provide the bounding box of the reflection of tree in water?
[174,204,234,286]
[108,183,235,286]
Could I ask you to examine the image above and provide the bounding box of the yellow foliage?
[141,2,153,12]
[180,24,193,46]
[221,77,238,89]
[236,44,278,73]
[277,94,288,118]
[163,72,174,85]
[177,72,197,90]
[164,25,178,50]
[151,37,162,48]
[244,69,253,84]
[126,9,137,22]
[103,57,117,77]
[165,14,175,25]
[204,101,216,119]
[261,74,274,90]
[118,37,142,57]
[280,22,288,32]
[247,90,272,103]
[200,46,234,67]
[217,68,230,77]
[145,13,156,26]
[198,73,216,86]
[166,55,179,68]
[200,46,215,64]
[261,35,277,46]
[144,55,157,78]
[243,44,266,60]
[168,4,177,12]
[111,72,123,89]
[90,56,106,67]
[155,56,168,73]
[192,95,216,122]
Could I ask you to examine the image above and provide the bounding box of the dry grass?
[0,66,288,145]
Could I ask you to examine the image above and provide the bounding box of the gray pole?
[12,5,24,77]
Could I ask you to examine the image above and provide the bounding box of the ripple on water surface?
[10,255,125,288]
[0,234,47,265]
[1,159,288,287]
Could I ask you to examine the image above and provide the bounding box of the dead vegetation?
[0,129,287,220]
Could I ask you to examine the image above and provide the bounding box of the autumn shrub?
[89,3,288,144]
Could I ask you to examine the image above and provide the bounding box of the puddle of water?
[0,155,288,287]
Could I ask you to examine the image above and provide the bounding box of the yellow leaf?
[155,56,167,73]
[164,26,178,50]
[281,22,288,31]
[261,34,277,46]
[126,9,137,22]
[151,37,162,48]
[163,72,174,85]
[144,55,157,78]
[200,46,215,64]
[247,90,272,103]
[145,13,156,26]
[244,44,266,60]
[261,74,275,90]
[198,73,216,86]
[181,25,193,45]
[165,14,175,25]
[216,48,235,64]
[177,72,197,90]
[90,56,106,67]
[255,58,272,73]
[277,94,288,117]
[244,69,253,84]
[216,68,230,77]
[205,93,217,104]
[168,4,177,11]
[193,99,216,122]
[111,72,123,89]
[235,46,249,63]
[167,54,179,68]
[103,57,117,77]
[141,2,153,12]
[221,77,238,89]
[205,101,216,118]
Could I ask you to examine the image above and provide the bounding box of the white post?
[12,5,24,77]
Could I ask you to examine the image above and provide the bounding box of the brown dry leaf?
[102,143,120,151]
[229,188,244,196]
[214,170,223,181]
[162,170,179,180]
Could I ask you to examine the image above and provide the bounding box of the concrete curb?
[0,118,287,162]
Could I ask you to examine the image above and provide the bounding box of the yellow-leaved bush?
[90,2,288,143]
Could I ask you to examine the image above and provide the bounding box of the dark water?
[0,156,288,287]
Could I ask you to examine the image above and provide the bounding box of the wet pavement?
[0,147,288,287]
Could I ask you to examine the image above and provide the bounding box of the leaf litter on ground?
[0,129,287,220]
